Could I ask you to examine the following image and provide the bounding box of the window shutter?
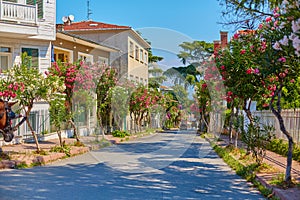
[27,0,43,19]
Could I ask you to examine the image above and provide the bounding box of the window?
[98,56,108,66]
[135,45,139,61]
[144,52,148,64]
[129,74,134,81]
[21,47,39,69]
[78,53,93,65]
[0,47,12,72]
[129,41,134,57]
[140,49,143,63]
[26,0,44,19]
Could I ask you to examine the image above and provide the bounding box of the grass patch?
[73,141,85,147]
[211,142,279,199]
[112,130,130,138]
[15,162,28,169]
[50,144,71,157]
[0,152,10,161]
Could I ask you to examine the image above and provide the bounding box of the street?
[0,131,264,200]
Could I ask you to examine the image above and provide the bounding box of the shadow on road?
[0,133,264,200]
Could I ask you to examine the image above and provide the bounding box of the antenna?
[62,16,68,23]
[87,0,92,20]
[69,15,74,21]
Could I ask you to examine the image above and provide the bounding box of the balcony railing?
[0,0,37,24]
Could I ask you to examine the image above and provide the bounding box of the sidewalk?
[0,133,155,169]
[217,134,300,200]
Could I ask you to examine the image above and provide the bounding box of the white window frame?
[135,45,139,61]
[140,49,143,63]
[97,56,108,66]
[78,52,93,65]
[129,41,134,58]
[144,52,148,65]
[0,46,12,73]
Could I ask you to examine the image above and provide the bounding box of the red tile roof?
[62,20,131,31]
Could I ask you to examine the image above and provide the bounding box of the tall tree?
[177,41,214,65]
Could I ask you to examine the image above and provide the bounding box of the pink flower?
[246,68,253,74]
[227,91,233,96]
[13,85,18,91]
[279,72,286,78]
[263,103,269,108]
[11,93,16,98]
[233,33,239,40]
[278,57,286,63]
[266,17,272,23]
[240,49,246,55]
[290,79,295,83]
[254,68,260,74]
[220,65,225,70]
[258,24,264,29]
[274,13,280,18]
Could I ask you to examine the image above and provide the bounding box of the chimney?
[220,31,228,48]
[56,24,64,31]
[214,40,221,54]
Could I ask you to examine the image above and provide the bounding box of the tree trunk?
[228,104,235,144]
[68,119,80,142]
[270,86,293,185]
[25,118,41,152]
[57,130,63,147]
[234,107,240,148]
[24,106,41,153]
[270,105,293,185]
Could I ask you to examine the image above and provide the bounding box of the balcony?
[0,0,37,24]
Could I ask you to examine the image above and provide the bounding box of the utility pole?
[87,0,92,20]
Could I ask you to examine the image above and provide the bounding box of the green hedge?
[266,139,300,162]
[112,130,130,138]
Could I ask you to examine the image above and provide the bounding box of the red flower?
[227,91,233,96]
[240,49,246,55]
[266,17,272,23]
[246,68,253,74]
[233,33,239,40]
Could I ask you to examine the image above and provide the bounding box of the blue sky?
[56,0,226,68]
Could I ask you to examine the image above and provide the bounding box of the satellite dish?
[69,15,75,21]
[62,16,68,23]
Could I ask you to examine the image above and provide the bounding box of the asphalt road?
[0,130,265,200]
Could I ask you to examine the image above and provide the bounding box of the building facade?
[59,20,151,86]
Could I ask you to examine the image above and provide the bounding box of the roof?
[56,31,119,52]
[58,20,151,49]
[61,20,131,31]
